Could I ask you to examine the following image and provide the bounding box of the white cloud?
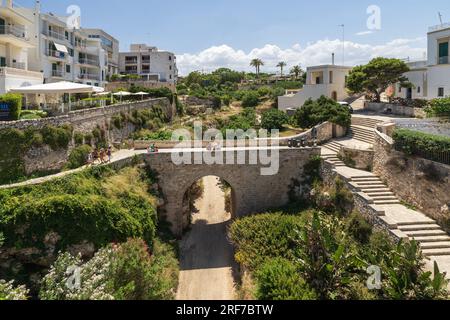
[176,37,427,76]
[355,30,374,36]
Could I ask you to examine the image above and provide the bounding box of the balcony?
[439,56,449,65]
[44,29,69,43]
[51,70,64,78]
[78,73,100,81]
[78,58,99,67]
[125,58,138,65]
[0,66,43,80]
[46,49,67,60]
[0,25,33,48]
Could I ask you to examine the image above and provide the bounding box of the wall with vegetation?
[373,130,450,228]
[0,98,174,184]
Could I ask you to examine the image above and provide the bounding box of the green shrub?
[392,128,450,164]
[0,93,22,120]
[426,98,450,117]
[133,129,173,141]
[73,132,84,146]
[222,94,232,107]
[293,95,351,128]
[0,194,156,251]
[67,145,92,169]
[260,109,289,130]
[229,213,304,270]
[39,238,178,300]
[41,125,73,150]
[108,238,178,300]
[255,258,317,300]
[345,212,373,244]
[241,91,260,108]
[0,280,29,300]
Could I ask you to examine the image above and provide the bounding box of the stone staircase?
[348,125,376,145]
[350,176,400,205]
[322,141,343,154]
[321,153,346,167]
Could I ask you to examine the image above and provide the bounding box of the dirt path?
[176,176,237,300]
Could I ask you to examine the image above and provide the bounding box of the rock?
[68,241,96,259]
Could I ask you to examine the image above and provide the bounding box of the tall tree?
[276,61,287,77]
[346,57,411,102]
[290,65,303,80]
[250,59,264,77]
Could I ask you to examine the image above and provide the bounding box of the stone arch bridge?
[144,147,320,236]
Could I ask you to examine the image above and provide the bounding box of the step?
[353,177,380,181]
[363,188,391,193]
[420,242,450,250]
[366,192,395,197]
[356,181,385,186]
[412,236,450,243]
[360,185,390,190]
[373,200,401,205]
[370,196,398,201]
[422,248,450,257]
[404,229,448,237]
[398,224,442,232]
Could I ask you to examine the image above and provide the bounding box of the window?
[66,65,71,73]
[65,31,69,40]
[438,87,444,97]
[329,71,333,84]
[439,42,449,64]
[0,56,6,67]
[169,56,172,61]
[417,86,421,94]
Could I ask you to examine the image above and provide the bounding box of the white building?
[278,64,352,112]
[396,23,450,100]
[0,0,43,94]
[5,1,117,88]
[84,28,119,79]
[119,44,178,84]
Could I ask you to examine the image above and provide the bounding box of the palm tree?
[276,61,287,77]
[250,59,264,77]
[290,65,303,80]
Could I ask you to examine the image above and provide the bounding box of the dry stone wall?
[373,130,450,223]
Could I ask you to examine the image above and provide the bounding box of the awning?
[9,81,105,94]
[53,42,68,53]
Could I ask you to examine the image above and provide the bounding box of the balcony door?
[0,18,5,35]
[439,42,449,64]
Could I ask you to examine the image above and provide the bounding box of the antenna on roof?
[438,12,444,25]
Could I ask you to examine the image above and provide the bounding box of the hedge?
[426,98,450,117]
[0,93,22,120]
[392,128,450,159]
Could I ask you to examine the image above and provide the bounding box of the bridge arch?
[180,175,237,231]
[144,148,320,236]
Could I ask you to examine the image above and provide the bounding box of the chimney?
[332,53,335,65]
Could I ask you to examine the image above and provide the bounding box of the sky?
[16,0,450,75]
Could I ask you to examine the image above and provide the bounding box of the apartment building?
[0,1,119,89]
[396,23,450,100]
[119,44,178,84]
[84,28,119,79]
[0,0,43,94]
[278,64,352,111]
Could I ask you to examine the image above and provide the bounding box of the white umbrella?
[133,91,149,100]
[113,91,132,103]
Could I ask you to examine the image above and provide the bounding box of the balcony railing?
[44,29,69,42]
[52,70,64,77]
[439,56,449,64]
[0,25,28,40]
[47,49,66,59]
[78,73,100,81]
[125,59,138,64]
[10,62,26,70]
[78,58,99,66]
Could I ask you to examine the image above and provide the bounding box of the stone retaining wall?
[339,146,374,171]
[365,102,426,118]
[373,130,450,223]
[0,98,174,177]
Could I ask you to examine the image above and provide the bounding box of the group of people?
[147,143,159,153]
[87,146,112,166]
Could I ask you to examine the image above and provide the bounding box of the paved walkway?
[176,176,237,300]
[0,149,147,190]
[321,115,450,281]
